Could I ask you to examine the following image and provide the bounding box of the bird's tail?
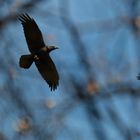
[19,54,34,69]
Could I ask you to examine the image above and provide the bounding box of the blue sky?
[0,0,140,140]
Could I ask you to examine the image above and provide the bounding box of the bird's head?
[47,46,59,53]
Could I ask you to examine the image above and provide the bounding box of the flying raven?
[19,14,59,91]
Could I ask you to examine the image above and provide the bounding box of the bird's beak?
[55,47,59,49]
[48,46,59,53]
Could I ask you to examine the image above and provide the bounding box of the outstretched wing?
[19,14,45,53]
[35,51,59,91]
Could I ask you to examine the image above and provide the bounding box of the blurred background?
[0,0,140,140]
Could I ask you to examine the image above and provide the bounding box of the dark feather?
[19,14,59,91]
[19,54,34,69]
[18,13,45,53]
[35,50,59,91]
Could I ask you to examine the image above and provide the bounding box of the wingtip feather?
[48,83,58,91]
[18,13,32,23]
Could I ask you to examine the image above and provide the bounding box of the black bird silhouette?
[19,14,59,91]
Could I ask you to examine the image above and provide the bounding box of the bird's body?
[19,14,59,91]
